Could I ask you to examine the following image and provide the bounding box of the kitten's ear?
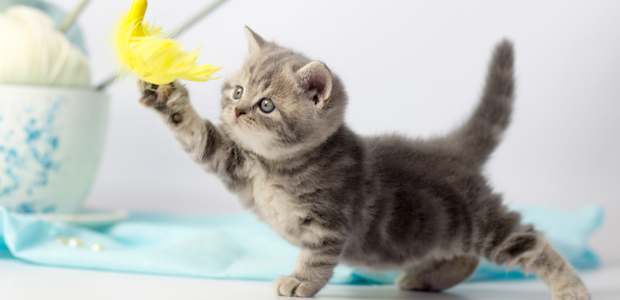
[295,61,333,109]
[244,26,266,54]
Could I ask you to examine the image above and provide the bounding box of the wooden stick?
[58,0,92,33]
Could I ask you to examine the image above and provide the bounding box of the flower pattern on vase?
[0,97,65,213]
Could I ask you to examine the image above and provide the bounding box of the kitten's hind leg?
[529,239,591,300]
[477,205,591,300]
[397,256,479,292]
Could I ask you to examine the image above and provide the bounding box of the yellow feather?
[112,0,221,85]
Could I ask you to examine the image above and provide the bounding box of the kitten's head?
[219,27,347,160]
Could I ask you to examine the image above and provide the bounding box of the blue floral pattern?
[0,97,65,213]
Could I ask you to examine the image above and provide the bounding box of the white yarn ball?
[0,6,90,88]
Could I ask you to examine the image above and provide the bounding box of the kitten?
[138,27,590,299]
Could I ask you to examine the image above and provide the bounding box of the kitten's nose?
[235,107,247,118]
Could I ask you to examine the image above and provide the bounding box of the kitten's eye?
[259,98,275,113]
[233,86,243,99]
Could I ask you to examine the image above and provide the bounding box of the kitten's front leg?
[275,239,343,297]
[138,81,246,187]
[138,81,203,152]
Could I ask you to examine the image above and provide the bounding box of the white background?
[49,0,620,261]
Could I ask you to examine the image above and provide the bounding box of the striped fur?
[137,28,590,299]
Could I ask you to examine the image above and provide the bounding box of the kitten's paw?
[274,275,322,298]
[137,80,189,113]
[552,286,591,300]
[396,272,439,292]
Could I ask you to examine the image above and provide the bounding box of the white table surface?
[1,258,619,300]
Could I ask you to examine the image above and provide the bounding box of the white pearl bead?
[68,237,83,248]
[55,237,68,245]
[91,243,104,252]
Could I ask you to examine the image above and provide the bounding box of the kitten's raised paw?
[274,275,321,298]
[138,81,161,106]
[138,80,188,112]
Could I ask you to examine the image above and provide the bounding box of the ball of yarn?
[0,6,90,88]
[0,0,89,54]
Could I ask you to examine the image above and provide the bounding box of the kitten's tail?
[448,40,515,168]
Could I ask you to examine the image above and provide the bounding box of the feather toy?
[112,0,220,85]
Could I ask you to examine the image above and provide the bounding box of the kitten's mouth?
[232,114,243,126]
[233,116,254,129]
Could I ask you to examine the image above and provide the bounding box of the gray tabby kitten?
[138,27,590,299]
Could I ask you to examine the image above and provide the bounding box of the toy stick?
[169,0,227,39]
[58,0,92,33]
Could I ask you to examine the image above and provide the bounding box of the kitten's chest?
[247,166,307,242]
